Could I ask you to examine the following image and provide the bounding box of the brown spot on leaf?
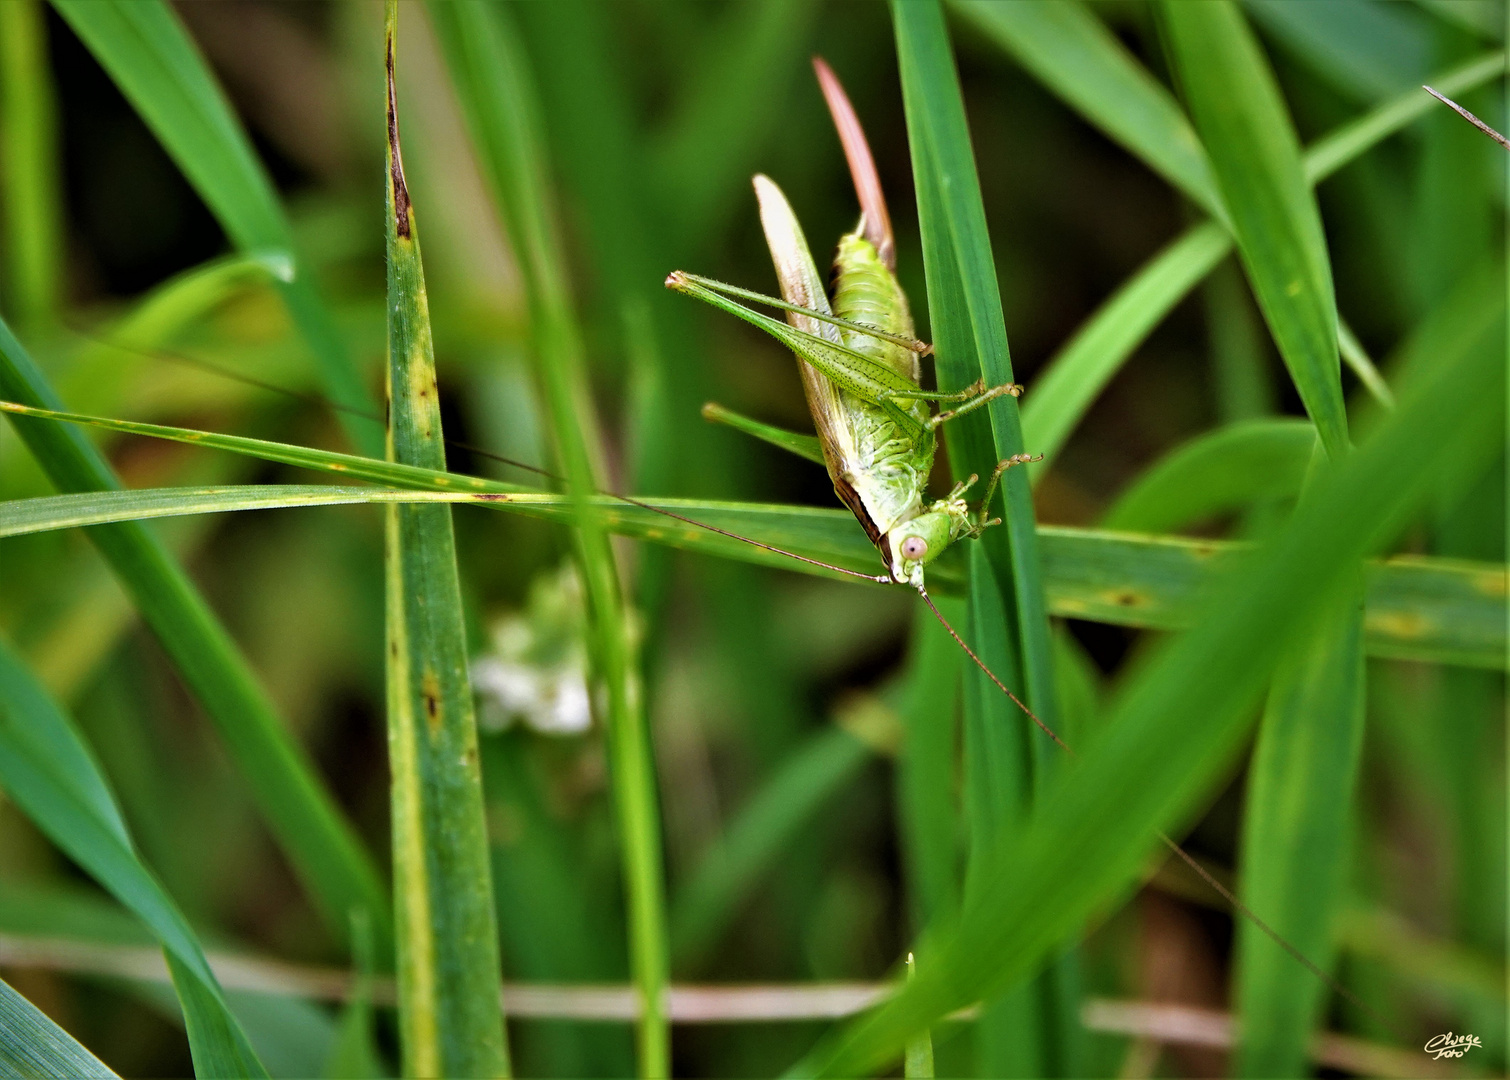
[385,33,412,239]
[421,670,441,735]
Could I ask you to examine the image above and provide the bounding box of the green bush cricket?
[667,59,1036,596]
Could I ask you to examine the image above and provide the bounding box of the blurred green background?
[0,1,1504,1077]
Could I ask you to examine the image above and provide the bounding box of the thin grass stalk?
[381,9,509,1075]
[0,319,393,961]
[0,0,61,331]
[422,4,669,1074]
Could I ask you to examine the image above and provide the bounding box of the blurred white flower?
[471,565,592,736]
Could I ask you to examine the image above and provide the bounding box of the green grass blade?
[670,726,871,967]
[48,0,380,456]
[0,485,489,537]
[1243,0,1430,103]
[1206,262,1277,424]
[1100,419,1316,533]
[2,408,1501,669]
[381,11,509,1075]
[893,0,1060,791]
[892,8,1070,1066]
[1162,0,1348,459]
[0,0,62,331]
[950,0,1226,220]
[0,321,392,961]
[793,178,1506,1080]
[1337,318,1395,409]
[0,639,267,1078]
[1020,222,1231,474]
[0,974,118,1079]
[425,4,669,1074]
[1235,601,1366,1077]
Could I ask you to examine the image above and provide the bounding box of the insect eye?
[901,536,928,561]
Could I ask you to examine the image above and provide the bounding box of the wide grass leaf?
[1101,419,1316,533]
[792,201,1505,1078]
[0,319,391,961]
[380,10,509,1075]
[48,0,379,455]
[0,639,266,1078]
[1,415,1502,670]
[0,974,117,1079]
[1161,0,1348,459]
[892,6,1070,1066]
[425,4,669,1073]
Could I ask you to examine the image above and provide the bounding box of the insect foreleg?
[965,453,1043,537]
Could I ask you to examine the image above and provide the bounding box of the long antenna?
[1422,85,1510,150]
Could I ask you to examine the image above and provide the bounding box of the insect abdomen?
[832,233,918,384]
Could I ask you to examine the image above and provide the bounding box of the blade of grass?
[0,974,117,1079]
[381,10,509,1076]
[424,4,669,1074]
[0,638,267,1077]
[1206,261,1276,424]
[1235,600,1367,1077]
[1161,0,1348,458]
[893,5,1069,1069]
[0,0,62,331]
[0,319,392,961]
[790,177,1506,1080]
[1,422,1501,670]
[48,0,380,456]
[950,0,1226,221]
[0,485,496,536]
[1100,419,1316,533]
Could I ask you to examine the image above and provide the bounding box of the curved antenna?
[813,56,894,270]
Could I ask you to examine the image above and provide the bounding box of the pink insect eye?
[901,536,928,561]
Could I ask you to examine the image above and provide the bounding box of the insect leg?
[967,453,1043,536]
[922,380,1025,430]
